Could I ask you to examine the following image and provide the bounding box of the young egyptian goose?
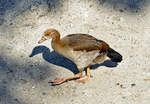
[38,29,122,85]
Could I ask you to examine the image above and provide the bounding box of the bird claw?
[48,78,65,86]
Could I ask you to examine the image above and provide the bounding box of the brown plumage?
[61,34,109,52]
[38,29,122,85]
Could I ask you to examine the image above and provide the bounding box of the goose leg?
[76,67,91,84]
[49,72,82,86]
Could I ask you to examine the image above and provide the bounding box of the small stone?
[119,9,124,12]
[32,86,35,89]
[14,98,18,101]
[42,92,46,95]
[9,23,13,25]
[122,96,126,99]
[131,83,136,87]
[89,4,93,8]
[120,84,126,88]
[7,44,13,49]
[116,83,120,85]
[7,70,13,73]
[20,55,24,58]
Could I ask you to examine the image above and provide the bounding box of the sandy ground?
[0,0,150,104]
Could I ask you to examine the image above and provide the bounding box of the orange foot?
[49,72,82,86]
[76,76,90,84]
[49,78,65,86]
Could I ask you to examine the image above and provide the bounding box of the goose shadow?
[29,45,118,74]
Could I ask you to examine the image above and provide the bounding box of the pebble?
[32,86,35,89]
[116,83,120,85]
[119,9,124,13]
[122,96,126,99]
[131,83,136,87]
[9,23,13,25]
[42,92,46,95]
[120,84,126,89]
[7,44,13,49]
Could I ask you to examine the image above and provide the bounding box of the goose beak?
[38,36,47,44]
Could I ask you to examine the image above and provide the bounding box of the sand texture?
[0,0,150,104]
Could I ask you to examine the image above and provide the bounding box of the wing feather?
[61,34,109,52]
